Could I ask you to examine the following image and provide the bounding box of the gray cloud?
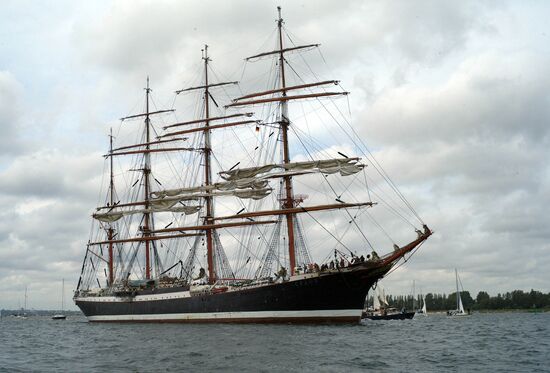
[0,150,102,198]
[0,72,23,156]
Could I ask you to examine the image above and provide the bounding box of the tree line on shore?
[368,289,550,311]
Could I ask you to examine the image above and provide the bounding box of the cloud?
[0,150,103,308]
[0,71,23,156]
[353,49,550,295]
[0,149,102,199]
[364,52,550,148]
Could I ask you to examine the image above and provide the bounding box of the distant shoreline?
[0,310,83,317]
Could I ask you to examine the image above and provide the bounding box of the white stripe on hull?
[87,309,362,322]
[75,291,191,303]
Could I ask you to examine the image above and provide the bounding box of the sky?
[0,0,549,310]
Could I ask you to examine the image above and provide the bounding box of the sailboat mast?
[412,280,416,310]
[455,268,459,310]
[61,278,64,311]
[143,77,152,280]
[203,45,215,284]
[108,129,114,286]
[277,6,297,275]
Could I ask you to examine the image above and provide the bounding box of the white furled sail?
[163,188,273,201]
[151,179,269,199]
[378,287,389,308]
[92,212,124,223]
[219,158,364,181]
[93,205,201,223]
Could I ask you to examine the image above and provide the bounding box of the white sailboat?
[447,269,470,317]
[14,286,29,318]
[421,294,427,315]
[415,293,428,316]
[52,279,67,320]
[362,285,415,320]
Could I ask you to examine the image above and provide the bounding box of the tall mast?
[108,128,115,286]
[203,45,215,284]
[143,77,152,280]
[277,6,297,275]
[61,279,64,312]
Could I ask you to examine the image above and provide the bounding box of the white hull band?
[87,309,362,323]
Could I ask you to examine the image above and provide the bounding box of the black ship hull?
[75,264,389,324]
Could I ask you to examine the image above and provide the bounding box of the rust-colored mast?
[277,6,297,276]
[143,77,152,280]
[203,45,215,284]
[108,128,114,286]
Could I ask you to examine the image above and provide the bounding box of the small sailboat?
[415,293,428,316]
[447,269,471,317]
[52,279,67,320]
[362,285,415,320]
[13,286,29,318]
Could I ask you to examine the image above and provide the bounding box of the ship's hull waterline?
[75,264,388,324]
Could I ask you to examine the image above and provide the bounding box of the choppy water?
[0,312,548,372]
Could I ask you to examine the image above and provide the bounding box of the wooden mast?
[231,80,339,101]
[108,128,114,286]
[144,77,152,280]
[163,113,252,129]
[277,7,297,276]
[159,120,260,139]
[203,45,215,284]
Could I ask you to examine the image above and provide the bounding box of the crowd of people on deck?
[294,251,381,275]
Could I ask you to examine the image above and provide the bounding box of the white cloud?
[0,71,23,156]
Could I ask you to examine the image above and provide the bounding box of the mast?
[455,268,459,311]
[143,77,152,280]
[277,6,297,275]
[108,129,115,286]
[61,279,64,312]
[203,45,215,284]
[412,280,416,310]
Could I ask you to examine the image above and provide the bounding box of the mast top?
[277,6,283,24]
[202,44,210,62]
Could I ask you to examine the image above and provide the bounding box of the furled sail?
[93,205,202,223]
[379,287,390,307]
[151,179,269,199]
[155,188,273,201]
[219,157,364,181]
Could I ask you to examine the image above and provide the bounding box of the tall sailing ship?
[74,7,431,323]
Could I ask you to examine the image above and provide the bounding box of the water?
[1,312,548,372]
